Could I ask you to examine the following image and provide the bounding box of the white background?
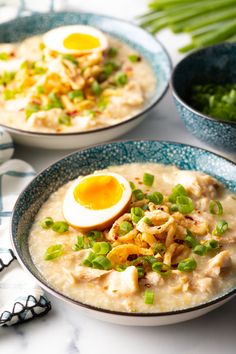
[1,1,236,353]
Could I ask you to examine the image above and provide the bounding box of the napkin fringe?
[0,295,51,327]
[0,248,16,272]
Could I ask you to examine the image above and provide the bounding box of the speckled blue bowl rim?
[170,42,236,127]
[11,139,236,317]
[0,11,172,137]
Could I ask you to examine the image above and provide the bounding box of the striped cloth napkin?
[0,128,51,327]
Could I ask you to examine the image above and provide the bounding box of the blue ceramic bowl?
[170,43,236,152]
[0,12,172,150]
[11,140,236,326]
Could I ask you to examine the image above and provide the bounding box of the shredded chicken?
[206,251,232,278]
[102,266,139,296]
[63,265,111,284]
[195,277,214,294]
[26,108,63,131]
[145,271,162,286]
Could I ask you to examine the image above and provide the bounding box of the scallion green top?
[190,83,236,122]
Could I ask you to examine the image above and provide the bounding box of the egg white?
[63,172,132,231]
[43,25,108,54]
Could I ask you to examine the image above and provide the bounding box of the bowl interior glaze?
[11,140,236,316]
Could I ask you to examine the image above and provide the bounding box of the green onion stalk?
[138,0,236,52]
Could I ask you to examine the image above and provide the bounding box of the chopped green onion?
[92,255,111,270]
[169,184,187,203]
[68,89,84,101]
[143,172,155,186]
[144,289,155,305]
[184,229,198,248]
[37,85,45,94]
[133,189,145,200]
[62,54,78,65]
[83,251,96,267]
[51,221,69,234]
[72,236,85,251]
[91,80,102,96]
[40,217,54,229]
[0,52,9,61]
[97,96,109,110]
[115,72,128,86]
[39,42,45,51]
[3,89,17,100]
[83,109,96,118]
[116,264,127,272]
[131,207,144,223]
[128,54,141,63]
[213,220,228,236]
[205,239,219,251]
[93,241,111,255]
[146,191,163,205]
[33,66,46,75]
[144,256,157,265]
[103,61,118,76]
[153,242,166,255]
[170,204,179,212]
[58,113,71,126]
[87,230,102,240]
[129,181,136,190]
[176,196,194,214]
[132,256,149,267]
[193,244,207,256]
[44,244,63,261]
[209,200,223,215]
[20,60,33,70]
[97,62,118,82]
[87,238,96,248]
[137,266,144,278]
[190,83,236,123]
[152,262,171,276]
[25,103,40,119]
[178,258,197,272]
[0,71,15,85]
[143,217,153,226]
[119,221,133,236]
[48,92,64,109]
[107,47,117,57]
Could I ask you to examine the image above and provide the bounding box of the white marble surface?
[1,1,236,353]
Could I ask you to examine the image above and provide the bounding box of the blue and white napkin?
[0,129,51,327]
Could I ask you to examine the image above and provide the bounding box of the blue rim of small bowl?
[170,43,236,127]
[11,139,236,317]
[0,12,172,137]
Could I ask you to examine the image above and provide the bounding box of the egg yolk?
[63,33,101,51]
[73,175,123,210]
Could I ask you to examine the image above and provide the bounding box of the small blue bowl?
[11,140,236,326]
[170,43,236,152]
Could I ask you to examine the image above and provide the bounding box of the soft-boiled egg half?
[43,25,108,55]
[63,172,132,231]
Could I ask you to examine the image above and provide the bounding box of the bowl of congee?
[0,12,171,149]
[11,140,236,326]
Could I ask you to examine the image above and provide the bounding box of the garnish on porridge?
[0,25,155,133]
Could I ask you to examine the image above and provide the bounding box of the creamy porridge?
[29,163,236,313]
[0,26,156,133]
